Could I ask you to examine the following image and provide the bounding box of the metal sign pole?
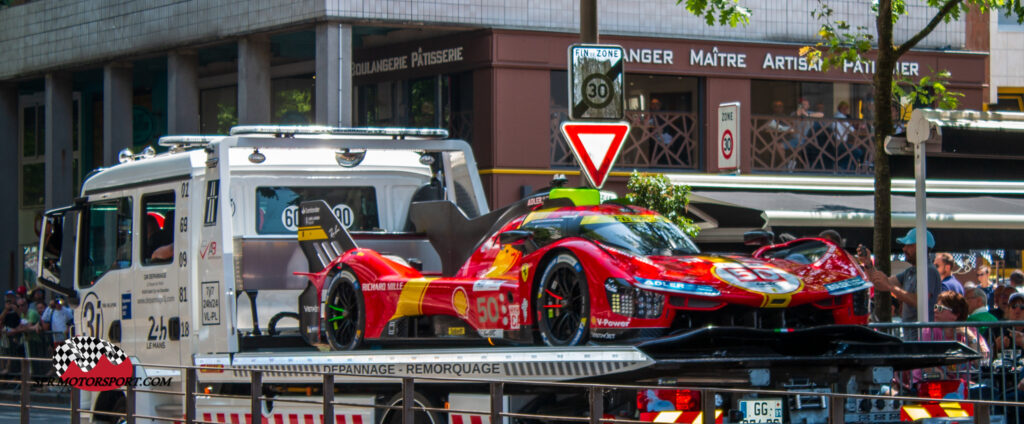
[914,131,929,323]
[581,0,597,43]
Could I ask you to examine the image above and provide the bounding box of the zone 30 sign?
[568,44,625,120]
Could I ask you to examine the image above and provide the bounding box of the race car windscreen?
[255,186,380,234]
[579,214,699,256]
[758,240,830,264]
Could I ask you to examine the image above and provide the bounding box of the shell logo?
[452,287,469,318]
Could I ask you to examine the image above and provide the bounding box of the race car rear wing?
[408,193,574,275]
[297,200,358,274]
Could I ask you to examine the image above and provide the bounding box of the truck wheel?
[104,396,127,424]
[324,270,365,351]
[536,253,590,346]
[378,392,443,424]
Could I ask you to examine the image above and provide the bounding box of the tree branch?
[894,0,964,57]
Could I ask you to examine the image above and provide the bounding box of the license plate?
[739,398,783,423]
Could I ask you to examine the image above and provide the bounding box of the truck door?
[133,188,186,365]
[77,194,133,348]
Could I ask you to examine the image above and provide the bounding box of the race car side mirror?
[499,230,533,245]
[743,230,775,247]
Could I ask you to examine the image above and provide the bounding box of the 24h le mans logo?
[52,336,134,391]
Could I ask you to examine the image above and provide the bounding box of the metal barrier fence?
[4,321,1024,424]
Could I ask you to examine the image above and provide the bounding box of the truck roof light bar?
[228,125,449,140]
[158,135,226,152]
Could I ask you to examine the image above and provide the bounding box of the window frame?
[78,197,133,288]
[140,191,176,267]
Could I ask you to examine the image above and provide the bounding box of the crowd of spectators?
[854,227,1024,412]
[1,285,72,381]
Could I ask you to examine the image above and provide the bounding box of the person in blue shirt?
[934,252,964,295]
[861,228,942,323]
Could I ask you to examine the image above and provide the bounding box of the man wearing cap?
[995,292,1024,354]
[862,228,942,323]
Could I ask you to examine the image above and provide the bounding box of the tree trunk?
[872,0,896,322]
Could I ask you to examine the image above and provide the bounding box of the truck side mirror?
[743,230,775,247]
[499,230,533,245]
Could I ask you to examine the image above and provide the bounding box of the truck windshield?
[579,214,699,257]
[256,186,380,234]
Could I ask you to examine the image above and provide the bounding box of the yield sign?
[559,121,631,189]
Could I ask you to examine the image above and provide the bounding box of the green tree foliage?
[678,0,751,27]
[625,171,700,238]
[216,103,238,135]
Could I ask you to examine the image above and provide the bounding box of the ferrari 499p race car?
[294,188,872,350]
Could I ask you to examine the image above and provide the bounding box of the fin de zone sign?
[559,122,631,189]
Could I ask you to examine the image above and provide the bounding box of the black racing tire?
[324,269,365,351]
[377,391,444,424]
[267,312,300,336]
[536,253,590,346]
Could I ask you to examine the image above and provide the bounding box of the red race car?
[294,188,871,350]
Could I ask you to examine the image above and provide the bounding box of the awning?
[688,191,1024,249]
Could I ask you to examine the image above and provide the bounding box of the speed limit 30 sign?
[568,44,625,120]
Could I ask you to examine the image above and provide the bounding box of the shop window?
[750,80,874,174]
[141,192,175,266]
[200,85,238,134]
[20,97,81,208]
[255,186,380,235]
[410,77,437,127]
[356,72,472,139]
[625,74,699,113]
[21,163,44,208]
[80,197,132,288]
[272,75,315,124]
[441,72,473,142]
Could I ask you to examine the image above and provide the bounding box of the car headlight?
[605,278,666,319]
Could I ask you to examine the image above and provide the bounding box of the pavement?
[0,375,73,405]
[0,378,73,424]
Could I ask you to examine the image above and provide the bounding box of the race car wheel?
[324,269,365,351]
[536,253,590,346]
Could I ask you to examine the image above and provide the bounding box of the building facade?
[0,0,996,287]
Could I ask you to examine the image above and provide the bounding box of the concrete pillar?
[168,50,200,134]
[45,72,74,210]
[316,23,353,126]
[104,62,133,166]
[238,35,271,125]
[0,84,18,288]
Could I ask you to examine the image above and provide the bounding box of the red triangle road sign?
[559,121,631,189]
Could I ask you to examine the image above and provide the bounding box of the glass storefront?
[355,72,473,141]
[750,80,874,174]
